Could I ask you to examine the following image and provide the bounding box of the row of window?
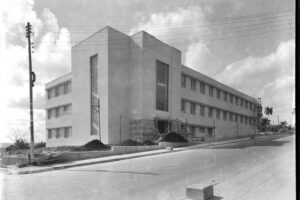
[47,81,71,100]
[47,127,72,139]
[181,74,254,110]
[182,125,213,138]
[181,100,255,125]
[47,104,72,119]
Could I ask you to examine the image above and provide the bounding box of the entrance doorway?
[157,120,170,134]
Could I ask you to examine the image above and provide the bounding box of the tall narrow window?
[90,54,100,135]
[208,107,213,118]
[229,113,233,122]
[181,100,186,113]
[190,102,196,115]
[209,86,213,97]
[200,82,205,94]
[48,129,52,139]
[230,95,233,104]
[181,74,186,88]
[235,114,238,122]
[216,109,220,119]
[217,89,221,99]
[235,96,239,105]
[191,78,196,91]
[156,60,169,111]
[223,111,227,121]
[200,105,205,116]
[223,92,227,102]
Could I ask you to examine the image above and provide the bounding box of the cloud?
[129,6,209,47]
[0,0,71,142]
[215,39,295,124]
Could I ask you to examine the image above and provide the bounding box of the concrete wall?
[107,28,131,144]
[46,73,72,147]
[72,27,109,145]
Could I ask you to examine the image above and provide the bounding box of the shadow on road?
[207,139,290,149]
[65,169,159,175]
[211,196,223,200]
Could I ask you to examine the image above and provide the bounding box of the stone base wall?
[129,119,160,142]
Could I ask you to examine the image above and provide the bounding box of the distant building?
[45,26,260,147]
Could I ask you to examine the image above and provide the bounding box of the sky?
[0,0,295,143]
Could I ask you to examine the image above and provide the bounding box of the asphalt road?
[1,135,295,200]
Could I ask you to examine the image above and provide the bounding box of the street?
[1,135,295,200]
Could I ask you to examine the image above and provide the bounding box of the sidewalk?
[1,134,285,175]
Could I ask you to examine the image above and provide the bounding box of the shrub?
[159,132,188,143]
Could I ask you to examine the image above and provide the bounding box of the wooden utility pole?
[26,22,35,163]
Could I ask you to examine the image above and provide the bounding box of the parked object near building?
[45,26,259,147]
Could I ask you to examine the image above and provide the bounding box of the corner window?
[209,86,214,97]
[181,100,186,113]
[190,102,196,115]
[200,105,205,116]
[191,78,196,91]
[208,107,213,118]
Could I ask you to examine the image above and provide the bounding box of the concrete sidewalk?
[1,134,285,175]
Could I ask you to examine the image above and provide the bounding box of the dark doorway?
[157,120,170,134]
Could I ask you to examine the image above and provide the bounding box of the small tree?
[6,129,29,151]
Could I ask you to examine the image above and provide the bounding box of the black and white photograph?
[0,0,295,199]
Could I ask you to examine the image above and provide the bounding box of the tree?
[264,107,273,118]
[280,121,288,128]
[6,129,29,151]
[260,117,270,132]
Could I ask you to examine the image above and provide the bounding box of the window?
[90,55,100,135]
[181,100,186,113]
[209,86,214,97]
[47,109,52,119]
[249,118,253,125]
[55,87,60,97]
[235,96,239,105]
[48,129,52,139]
[230,95,233,104]
[190,102,196,115]
[64,127,72,138]
[217,89,221,99]
[64,81,71,94]
[229,113,233,122]
[63,104,71,115]
[240,99,244,107]
[200,82,205,94]
[200,105,205,116]
[190,126,196,137]
[240,115,243,123]
[223,111,227,121]
[208,107,213,118]
[191,78,196,91]
[235,114,238,122]
[245,101,248,109]
[223,92,227,102]
[249,103,253,110]
[216,109,220,119]
[181,75,186,88]
[55,107,60,118]
[55,128,60,138]
[156,60,169,111]
[47,89,51,99]
[199,127,205,133]
[245,117,248,125]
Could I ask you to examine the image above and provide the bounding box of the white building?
[45,26,260,147]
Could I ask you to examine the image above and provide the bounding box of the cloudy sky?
[0,0,295,142]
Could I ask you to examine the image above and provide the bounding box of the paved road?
[1,135,295,200]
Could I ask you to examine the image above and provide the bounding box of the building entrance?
[156,120,170,134]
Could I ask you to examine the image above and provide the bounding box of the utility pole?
[26,22,36,163]
[119,115,122,144]
[98,99,101,141]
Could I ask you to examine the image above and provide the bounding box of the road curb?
[6,134,288,175]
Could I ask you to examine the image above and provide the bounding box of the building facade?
[45,26,260,147]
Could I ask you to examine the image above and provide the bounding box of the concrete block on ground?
[186,183,214,200]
